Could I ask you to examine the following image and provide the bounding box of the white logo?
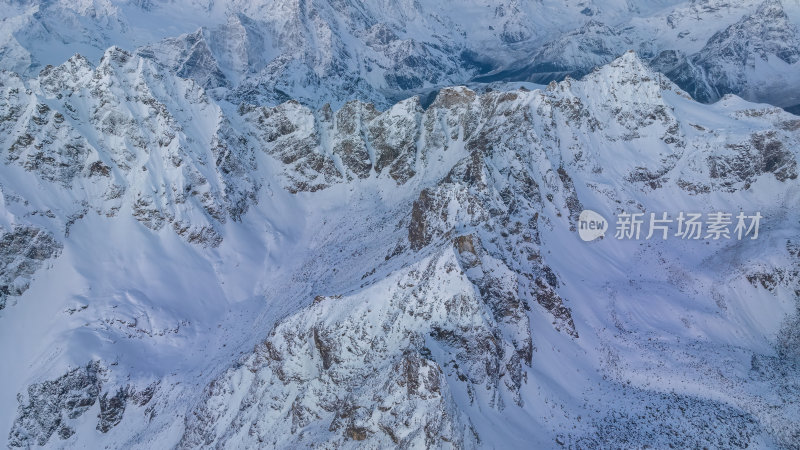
[578,210,608,242]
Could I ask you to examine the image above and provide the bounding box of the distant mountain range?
[2,0,798,111]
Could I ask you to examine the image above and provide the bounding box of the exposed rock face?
[0,226,62,310]
[749,239,800,361]
[8,363,102,447]
[140,29,228,90]
[708,131,798,190]
[96,387,130,433]
[8,362,158,447]
[180,247,523,448]
[368,98,422,183]
[1,47,260,248]
[242,96,423,191]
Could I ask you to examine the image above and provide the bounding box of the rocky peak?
[663,0,800,106]
[578,51,667,101]
[1,48,259,247]
[179,244,528,447]
[706,0,800,65]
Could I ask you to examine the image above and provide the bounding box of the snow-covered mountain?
[3,0,799,111]
[655,0,800,110]
[484,0,800,112]
[1,44,799,448]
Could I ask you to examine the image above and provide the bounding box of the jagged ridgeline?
[1,47,799,448]
[3,0,799,112]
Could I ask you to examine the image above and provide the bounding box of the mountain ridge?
[2,50,799,447]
